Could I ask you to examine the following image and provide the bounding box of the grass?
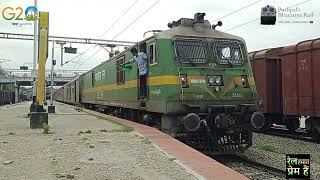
[90,114,134,133]
[19,113,30,118]
[74,107,83,112]
[141,137,152,144]
[256,144,278,153]
[51,158,58,165]
[84,130,92,133]
[81,137,88,141]
[98,140,110,144]
[74,104,84,112]
[53,172,65,178]
[42,123,50,134]
[78,130,92,134]
[111,126,134,133]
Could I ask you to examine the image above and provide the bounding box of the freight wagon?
[54,13,259,154]
[0,90,15,106]
[250,38,320,140]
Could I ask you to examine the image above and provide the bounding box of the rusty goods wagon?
[0,90,15,105]
[281,38,320,138]
[250,38,320,139]
[250,48,286,130]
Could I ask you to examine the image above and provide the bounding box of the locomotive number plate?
[232,93,243,98]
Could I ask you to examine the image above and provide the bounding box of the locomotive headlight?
[208,76,214,85]
[180,74,188,88]
[208,75,223,86]
[215,76,222,86]
[241,75,249,88]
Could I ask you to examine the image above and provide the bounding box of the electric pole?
[32,0,38,103]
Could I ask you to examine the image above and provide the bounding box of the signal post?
[30,11,49,128]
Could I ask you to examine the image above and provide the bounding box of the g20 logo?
[2,6,39,21]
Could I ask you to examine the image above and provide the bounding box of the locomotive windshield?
[174,37,246,65]
[212,40,246,65]
[174,39,207,63]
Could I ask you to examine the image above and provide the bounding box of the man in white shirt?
[125,47,148,99]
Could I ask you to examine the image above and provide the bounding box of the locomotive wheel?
[154,119,161,130]
[251,112,271,132]
[305,117,312,133]
[306,117,320,141]
[285,118,300,132]
[311,128,320,141]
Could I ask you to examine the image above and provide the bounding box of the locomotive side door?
[146,41,158,99]
[136,41,158,101]
[137,42,148,100]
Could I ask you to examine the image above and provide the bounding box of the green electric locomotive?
[57,13,258,154]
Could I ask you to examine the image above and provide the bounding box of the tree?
[0,66,14,92]
[0,66,6,75]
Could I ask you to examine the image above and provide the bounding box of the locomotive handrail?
[178,67,246,70]
[143,30,162,38]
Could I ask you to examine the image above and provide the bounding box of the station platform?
[0,101,248,180]
[84,107,248,180]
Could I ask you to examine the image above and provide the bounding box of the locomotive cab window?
[212,40,245,65]
[174,38,207,63]
[116,57,125,84]
[149,43,158,65]
[102,70,105,80]
[91,71,95,87]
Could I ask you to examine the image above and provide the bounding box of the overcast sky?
[0,0,318,72]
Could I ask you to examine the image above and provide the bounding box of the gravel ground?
[0,102,198,180]
[236,132,320,179]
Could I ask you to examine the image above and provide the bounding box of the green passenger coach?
[56,13,258,154]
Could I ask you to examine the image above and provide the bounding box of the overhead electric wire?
[112,0,160,40]
[223,18,259,32]
[99,0,139,38]
[210,0,264,23]
[223,0,313,32]
[84,0,161,62]
[63,0,139,65]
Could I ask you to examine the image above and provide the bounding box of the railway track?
[256,126,320,144]
[213,155,286,180]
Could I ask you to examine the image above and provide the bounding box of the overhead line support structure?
[0,32,136,47]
